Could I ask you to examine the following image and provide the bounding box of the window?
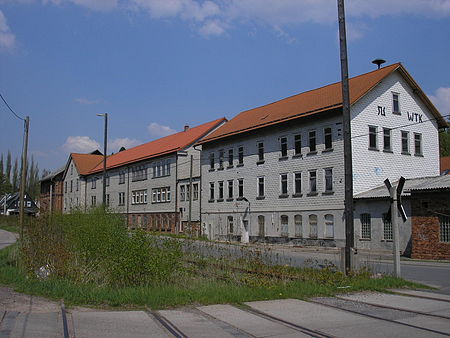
[392,93,400,114]
[440,215,450,242]
[218,181,224,200]
[238,179,244,198]
[257,177,265,197]
[294,215,302,237]
[309,170,317,193]
[238,146,244,165]
[228,180,233,199]
[209,153,215,170]
[281,215,289,237]
[294,134,302,155]
[132,165,147,181]
[309,214,318,238]
[70,180,73,193]
[280,173,288,195]
[383,128,392,152]
[324,168,333,192]
[209,182,215,201]
[383,213,393,241]
[76,179,79,191]
[360,213,371,239]
[369,126,378,149]
[91,179,96,189]
[219,150,224,169]
[106,194,110,207]
[227,216,234,234]
[258,215,265,237]
[280,137,288,157]
[91,196,96,206]
[228,149,233,167]
[257,142,264,162]
[414,133,422,156]
[324,127,332,150]
[132,190,148,205]
[105,175,110,187]
[70,164,73,175]
[186,184,191,201]
[309,130,316,152]
[325,214,334,238]
[65,181,67,193]
[180,185,186,201]
[118,192,125,206]
[401,131,410,154]
[152,187,170,203]
[119,172,125,184]
[294,172,302,195]
[165,159,171,176]
[152,160,170,178]
[193,183,199,201]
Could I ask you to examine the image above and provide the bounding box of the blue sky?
[1,0,449,172]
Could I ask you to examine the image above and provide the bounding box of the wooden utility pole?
[97,113,108,207]
[19,116,30,240]
[337,0,355,273]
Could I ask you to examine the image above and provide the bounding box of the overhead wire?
[0,92,25,121]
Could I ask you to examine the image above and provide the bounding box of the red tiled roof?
[441,157,450,173]
[199,63,447,144]
[89,118,226,173]
[71,153,104,175]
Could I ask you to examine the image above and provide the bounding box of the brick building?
[39,166,65,214]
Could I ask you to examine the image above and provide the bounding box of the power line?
[0,92,25,121]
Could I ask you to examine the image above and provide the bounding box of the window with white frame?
[280,173,288,195]
[238,179,244,198]
[324,214,334,238]
[118,192,125,206]
[401,131,410,154]
[257,142,264,162]
[238,146,244,165]
[70,180,73,193]
[383,128,392,152]
[324,127,332,150]
[119,171,125,184]
[309,130,316,152]
[152,160,171,178]
[91,196,96,206]
[309,214,318,238]
[209,152,215,170]
[228,180,233,199]
[392,92,400,114]
[132,165,147,181]
[228,149,233,167]
[440,215,450,242]
[257,176,265,197]
[309,170,317,193]
[280,215,289,237]
[280,136,288,157]
[180,185,186,201]
[70,164,73,175]
[414,133,423,156]
[186,184,190,201]
[227,216,234,234]
[294,214,302,237]
[360,213,371,239]
[324,168,333,192]
[383,213,393,241]
[218,181,224,200]
[152,187,170,203]
[91,179,96,189]
[209,182,215,201]
[76,179,79,191]
[219,150,224,169]
[369,125,378,149]
[131,189,148,205]
[294,172,302,195]
[294,134,302,155]
[193,183,199,201]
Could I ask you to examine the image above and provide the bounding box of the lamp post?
[96,113,108,208]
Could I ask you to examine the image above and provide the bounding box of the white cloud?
[147,122,176,138]
[109,137,140,151]
[75,97,101,105]
[429,87,450,116]
[199,19,226,37]
[0,10,16,51]
[62,136,101,153]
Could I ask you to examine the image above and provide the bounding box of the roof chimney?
[372,58,386,70]
[184,124,190,132]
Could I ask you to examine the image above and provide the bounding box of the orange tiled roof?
[441,157,450,173]
[89,118,226,174]
[199,63,447,144]
[71,153,104,175]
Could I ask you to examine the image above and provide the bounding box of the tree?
[0,154,3,176]
[12,158,18,191]
[0,172,12,196]
[440,129,450,157]
[5,151,11,184]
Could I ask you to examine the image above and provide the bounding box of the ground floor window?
[324,214,334,238]
[258,215,265,237]
[309,214,318,238]
[360,213,371,240]
[440,215,450,242]
[294,214,302,237]
[227,216,234,234]
[281,215,289,237]
[383,213,393,241]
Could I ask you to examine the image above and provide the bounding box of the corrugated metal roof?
[40,166,66,182]
[354,175,450,199]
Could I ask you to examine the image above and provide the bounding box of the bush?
[19,209,183,287]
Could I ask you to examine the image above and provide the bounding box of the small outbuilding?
[0,192,39,216]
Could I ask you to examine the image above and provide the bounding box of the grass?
[0,215,19,233]
[0,242,425,310]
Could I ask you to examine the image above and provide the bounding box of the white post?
[389,186,401,277]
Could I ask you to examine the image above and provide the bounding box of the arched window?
[294,215,302,237]
[324,214,334,238]
[309,214,318,238]
[281,215,289,237]
[258,215,265,238]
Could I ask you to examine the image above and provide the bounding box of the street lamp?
[96,113,108,207]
